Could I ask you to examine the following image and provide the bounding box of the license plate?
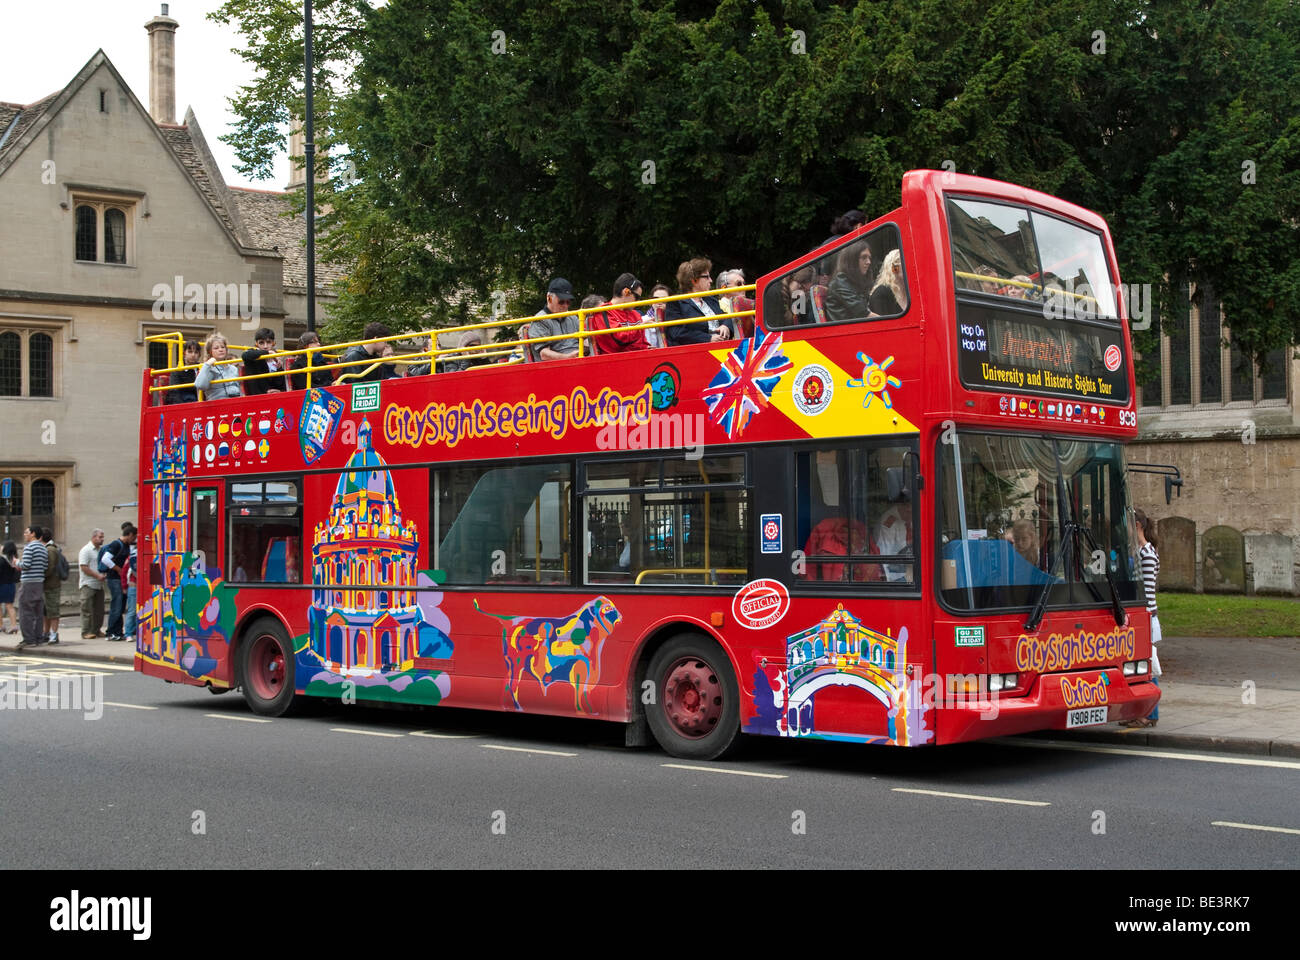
[1067,706,1109,728]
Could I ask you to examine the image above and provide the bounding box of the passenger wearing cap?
[530,277,581,361]
[590,273,653,354]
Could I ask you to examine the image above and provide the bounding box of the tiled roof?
[159,115,246,246]
[0,92,59,164]
[230,186,348,291]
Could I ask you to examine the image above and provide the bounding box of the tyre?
[644,633,742,761]
[238,617,298,717]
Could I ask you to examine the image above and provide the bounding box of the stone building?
[0,6,339,603]
[1128,286,1299,594]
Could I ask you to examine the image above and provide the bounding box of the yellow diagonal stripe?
[710,339,918,438]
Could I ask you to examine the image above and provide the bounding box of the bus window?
[795,444,915,585]
[764,223,908,327]
[228,479,301,583]
[435,462,572,585]
[581,454,748,587]
[947,198,1042,300]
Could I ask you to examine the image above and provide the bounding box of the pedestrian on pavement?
[78,528,107,638]
[0,540,19,634]
[99,524,137,641]
[1122,508,1161,728]
[122,542,138,642]
[15,525,48,648]
[41,527,65,644]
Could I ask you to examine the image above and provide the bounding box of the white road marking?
[206,713,273,724]
[1003,737,1300,770]
[482,744,577,757]
[104,701,158,710]
[1,655,134,671]
[329,726,403,738]
[661,763,787,780]
[1212,821,1300,836]
[893,787,1050,806]
[409,730,480,739]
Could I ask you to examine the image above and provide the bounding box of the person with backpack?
[41,527,67,645]
[99,524,137,641]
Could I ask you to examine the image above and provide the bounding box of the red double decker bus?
[134,170,1158,759]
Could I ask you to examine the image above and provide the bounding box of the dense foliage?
[213,0,1300,365]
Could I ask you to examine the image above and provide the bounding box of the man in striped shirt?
[16,525,48,648]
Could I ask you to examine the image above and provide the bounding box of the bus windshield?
[947,197,1117,318]
[937,432,1141,611]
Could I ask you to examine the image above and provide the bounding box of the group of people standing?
[0,524,138,648]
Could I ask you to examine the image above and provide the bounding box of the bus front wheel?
[239,618,298,717]
[645,634,741,761]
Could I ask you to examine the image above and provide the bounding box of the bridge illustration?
[781,603,926,744]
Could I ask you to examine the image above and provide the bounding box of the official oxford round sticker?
[792,364,833,416]
[732,578,791,630]
[1104,344,1121,372]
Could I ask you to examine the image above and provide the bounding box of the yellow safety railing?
[145,285,757,401]
[634,567,748,585]
[954,270,1101,305]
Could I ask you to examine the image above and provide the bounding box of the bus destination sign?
[955,304,1129,405]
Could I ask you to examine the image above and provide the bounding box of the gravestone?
[1202,525,1246,593]
[1157,516,1196,591]
[1245,533,1295,595]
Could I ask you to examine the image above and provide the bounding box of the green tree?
[213,0,1298,366]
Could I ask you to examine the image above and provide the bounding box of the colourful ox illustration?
[474,596,621,714]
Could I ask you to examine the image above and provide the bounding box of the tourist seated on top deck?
[825,239,874,323]
[868,249,908,315]
[590,273,653,354]
[665,257,731,346]
[288,330,334,390]
[405,335,433,377]
[194,332,242,400]
[339,321,399,381]
[241,327,284,395]
[436,330,485,373]
[640,284,671,349]
[716,268,745,314]
[531,278,581,361]
[165,339,201,404]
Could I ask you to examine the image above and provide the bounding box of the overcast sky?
[1,1,291,189]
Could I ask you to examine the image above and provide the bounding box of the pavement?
[4,616,1298,758]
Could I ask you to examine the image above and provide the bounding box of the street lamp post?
[304,0,316,333]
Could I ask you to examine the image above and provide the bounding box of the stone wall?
[1128,433,1300,593]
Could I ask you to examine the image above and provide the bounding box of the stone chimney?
[286,117,329,190]
[144,4,180,125]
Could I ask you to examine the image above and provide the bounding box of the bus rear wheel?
[645,634,741,761]
[239,618,298,717]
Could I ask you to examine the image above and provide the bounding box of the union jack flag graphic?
[701,325,792,438]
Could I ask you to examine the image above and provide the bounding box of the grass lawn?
[1158,592,1300,637]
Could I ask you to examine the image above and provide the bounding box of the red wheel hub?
[247,634,285,701]
[662,657,723,739]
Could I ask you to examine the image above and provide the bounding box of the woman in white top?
[1122,508,1160,727]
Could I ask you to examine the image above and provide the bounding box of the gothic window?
[0,326,60,397]
[72,198,134,264]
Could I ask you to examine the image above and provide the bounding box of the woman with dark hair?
[822,209,867,247]
[1122,509,1161,728]
[664,258,731,346]
[0,541,19,634]
[824,241,874,322]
